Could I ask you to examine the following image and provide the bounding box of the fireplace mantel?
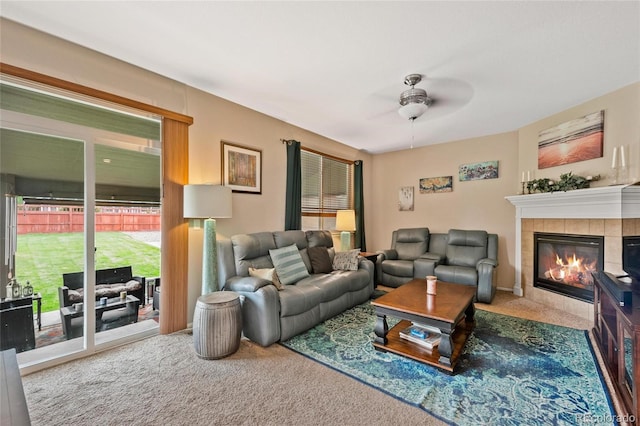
[505,184,640,298]
[505,184,640,219]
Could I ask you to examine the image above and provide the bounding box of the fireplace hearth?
[534,232,604,302]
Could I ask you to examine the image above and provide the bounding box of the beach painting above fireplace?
[537,110,604,169]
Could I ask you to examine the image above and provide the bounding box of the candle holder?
[620,165,629,185]
[521,181,526,195]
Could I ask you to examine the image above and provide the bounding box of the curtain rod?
[280,138,361,166]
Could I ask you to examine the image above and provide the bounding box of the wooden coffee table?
[372,278,476,373]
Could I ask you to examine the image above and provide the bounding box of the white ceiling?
[2,1,639,154]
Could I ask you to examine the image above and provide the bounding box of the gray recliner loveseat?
[377,228,498,303]
[218,229,374,346]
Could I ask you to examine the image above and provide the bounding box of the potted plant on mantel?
[526,172,601,194]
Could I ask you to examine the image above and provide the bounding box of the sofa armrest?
[476,260,498,303]
[58,286,70,308]
[414,258,439,278]
[226,283,281,346]
[357,258,375,292]
[377,249,398,261]
[477,257,498,268]
[226,276,274,293]
[420,252,444,262]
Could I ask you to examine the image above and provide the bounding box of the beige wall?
[2,18,639,317]
[368,82,640,292]
[519,82,640,187]
[0,19,371,320]
[368,132,519,289]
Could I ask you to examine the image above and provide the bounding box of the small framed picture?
[419,176,453,194]
[399,186,414,211]
[459,160,499,181]
[221,141,262,194]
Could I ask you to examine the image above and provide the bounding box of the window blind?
[301,150,352,216]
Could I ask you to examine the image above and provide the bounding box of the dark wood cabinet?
[0,297,35,353]
[593,274,639,422]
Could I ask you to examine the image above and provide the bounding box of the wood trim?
[1,63,193,335]
[301,146,354,164]
[0,63,193,125]
[160,118,189,334]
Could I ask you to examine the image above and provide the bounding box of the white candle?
[621,146,626,168]
[527,171,531,181]
[612,146,618,168]
[521,172,525,183]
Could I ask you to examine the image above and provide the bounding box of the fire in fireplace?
[534,233,604,302]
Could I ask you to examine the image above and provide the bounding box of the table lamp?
[184,184,232,294]
[335,209,356,252]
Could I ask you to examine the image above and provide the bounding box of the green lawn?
[15,232,160,313]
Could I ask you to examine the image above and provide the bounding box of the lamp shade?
[335,210,356,231]
[184,184,232,219]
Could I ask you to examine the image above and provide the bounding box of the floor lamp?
[335,209,356,252]
[184,184,232,295]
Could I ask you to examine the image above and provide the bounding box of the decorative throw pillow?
[67,289,83,303]
[307,246,333,274]
[124,279,142,290]
[269,244,310,285]
[332,249,361,271]
[248,267,284,290]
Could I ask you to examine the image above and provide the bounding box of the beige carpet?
[21,291,612,426]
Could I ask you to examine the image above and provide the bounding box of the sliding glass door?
[0,77,161,367]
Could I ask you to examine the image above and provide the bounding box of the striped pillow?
[269,244,310,285]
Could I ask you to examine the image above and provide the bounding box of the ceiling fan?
[364,73,473,124]
[398,74,433,121]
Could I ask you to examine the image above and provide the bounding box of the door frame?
[1,63,192,336]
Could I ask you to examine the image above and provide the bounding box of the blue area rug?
[281,302,614,425]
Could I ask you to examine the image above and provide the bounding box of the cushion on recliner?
[307,247,333,273]
[305,230,333,248]
[445,230,488,268]
[273,230,308,250]
[394,228,429,260]
[381,259,414,277]
[434,264,478,286]
[232,232,277,276]
[332,249,360,271]
[67,280,142,302]
[448,229,487,247]
[270,244,310,285]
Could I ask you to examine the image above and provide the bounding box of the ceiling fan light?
[398,102,429,120]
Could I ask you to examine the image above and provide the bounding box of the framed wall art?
[419,176,453,194]
[398,186,414,211]
[537,110,604,169]
[221,141,262,193]
[459,160,499,181]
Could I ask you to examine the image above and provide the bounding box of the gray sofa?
[376,228,498,303]
[218,230,374,347]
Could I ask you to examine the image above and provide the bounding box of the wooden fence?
[17,205,161,234]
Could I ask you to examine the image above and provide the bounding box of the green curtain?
[285,140,302,230]
[354,160,366,251]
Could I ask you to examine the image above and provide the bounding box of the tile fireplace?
[533,232,603,302]
[506,184,640,320]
